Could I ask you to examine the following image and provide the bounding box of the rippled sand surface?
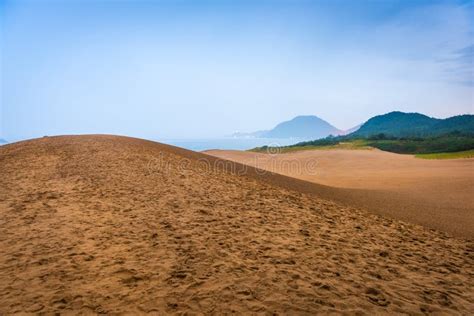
[207,149,474,238]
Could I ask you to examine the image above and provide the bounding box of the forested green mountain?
[351,112,474,138]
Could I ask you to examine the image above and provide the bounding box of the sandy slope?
[207,149,474,239]
[0,135,473,314]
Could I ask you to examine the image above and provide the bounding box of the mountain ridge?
[351,111,474,138]
[232,111,474,141]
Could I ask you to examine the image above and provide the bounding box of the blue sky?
[1,0,473,141]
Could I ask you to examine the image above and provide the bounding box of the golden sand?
[0,135,472,314]
[207,149,474,239]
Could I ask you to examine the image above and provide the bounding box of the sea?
[157,138,306,151]
[0,137,307,151]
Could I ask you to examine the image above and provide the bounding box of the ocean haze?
[158,138,304,151]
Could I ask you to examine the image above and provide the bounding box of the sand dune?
[207,149,474,239]
[0,135,473,314]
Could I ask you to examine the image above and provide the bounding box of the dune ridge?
[0,135,473,314]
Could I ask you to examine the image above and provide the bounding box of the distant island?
[233,115,358,139]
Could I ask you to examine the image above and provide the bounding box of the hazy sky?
[1,0,473,141]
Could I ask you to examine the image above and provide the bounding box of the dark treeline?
[287,131,474,154]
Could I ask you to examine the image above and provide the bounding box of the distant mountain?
[350,112,474,138]
[263,116,341,138]
[0,139,7,145]
[234,115,342,139]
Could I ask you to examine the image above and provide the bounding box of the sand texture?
[207,149,474,239]
[0,135,473,314]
